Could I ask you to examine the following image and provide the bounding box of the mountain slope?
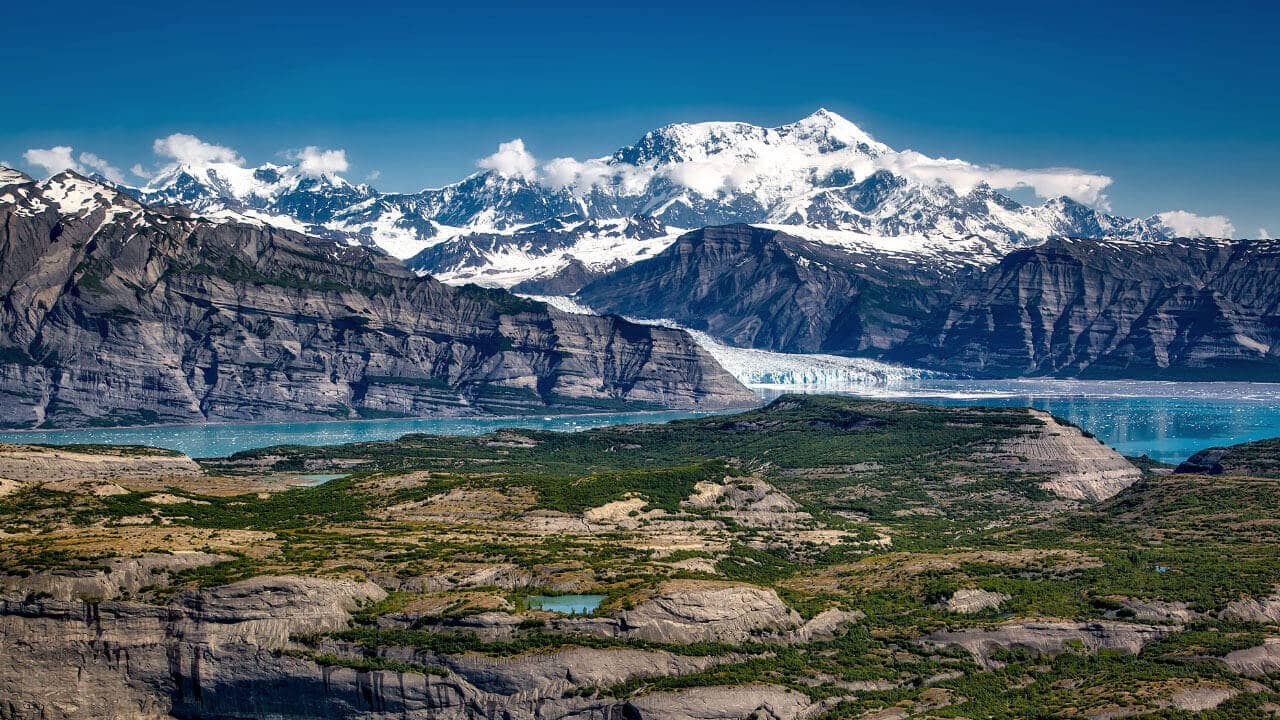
[576,225,961,355]
[0,171,753,428]
[577,225,1280,379]
[899,237,1280,378]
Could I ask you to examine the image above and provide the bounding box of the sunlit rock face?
[0,172,753,429]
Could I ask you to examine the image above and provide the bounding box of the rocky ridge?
[577,226,1280,380]
[0,171,753,428]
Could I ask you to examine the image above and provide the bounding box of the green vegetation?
[3,395,1280,718]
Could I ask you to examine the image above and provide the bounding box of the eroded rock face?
[0,572,800,720]
[683,477,812,529]
[0,172,753,429]
[0,552,227,601]
[1224,638,1280,676]
[556,582,802,644]
[922,620,1170,669]
[903,237,1280,380]
[623,684,812,720]
[0,575,388,719]
[1220,589,1280,624]
[580,226,1280,381]
[1117,599,1198,624]
[990,412,1141,501]
[1168,685,1239,712]
[441,647,736,697]
[0,444,201,483]
[577,224,957,356]
[939,589,1010,614]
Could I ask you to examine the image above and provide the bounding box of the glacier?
[526,295,939,392]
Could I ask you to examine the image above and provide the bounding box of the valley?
[2,395,1279,718]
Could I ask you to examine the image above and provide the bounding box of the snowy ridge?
[527,294,938,391]
[115,109,1214,285]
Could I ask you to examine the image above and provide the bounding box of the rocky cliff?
[0,171,753,428]
[903,237,1280,379]
[579,226,1280,380]
[577,224,958,355]
[0,571,821,720]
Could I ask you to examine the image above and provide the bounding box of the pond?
[524,594,605,615]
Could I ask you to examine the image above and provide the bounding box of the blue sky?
[4,0,1276,235]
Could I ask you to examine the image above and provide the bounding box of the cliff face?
[576,225,958,355]
[0,570,809,720]
[0,172,753,428]
[579,226,1280,380]
[901,237,1280,379]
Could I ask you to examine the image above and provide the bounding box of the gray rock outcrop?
[938,588,1010,614]
[0,574,390,719]
[0,552,226,601]
[0,571,810,720]
[1223,638,1280,676]
[555,582,802,644]
[0,443,200,483]
[1220,588,1280,624]
[578,225,1280,381]
[991,412,1142,501]
[922,620,1170,669]
[623,684,812,720]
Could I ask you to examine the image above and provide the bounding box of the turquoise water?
[291,473,348,486]
[760,379,1280,464]
[524,594,605,614]
[0,410,726,459]
[1,380,1277,463]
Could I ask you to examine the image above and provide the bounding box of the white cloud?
[23,146,81,176]
[542,156,651,195]
[365,169,381,183]
[1156,210,1236,238]
[1259,227,1272,239]
[24,146,127,184]
[880,150,1114,207]
[153,133,242,166]
[130,163,153,180]
[478,138,537,180]
[290,146,349,176]
[78,152,125,184]
[505,132,1113,207]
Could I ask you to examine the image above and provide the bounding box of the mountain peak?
[38,170,136,215]
[784,108,883,151]
[0,166,34,189]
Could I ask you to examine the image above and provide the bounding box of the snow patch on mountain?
[416,217,685,287]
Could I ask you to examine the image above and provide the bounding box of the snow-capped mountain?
[127,109,1198,290]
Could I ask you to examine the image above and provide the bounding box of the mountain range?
[5,109,1275,416]
[121,110,1208,292]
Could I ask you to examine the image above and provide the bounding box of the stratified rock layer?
[0,173,753,428]
[579,226,1280,380]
